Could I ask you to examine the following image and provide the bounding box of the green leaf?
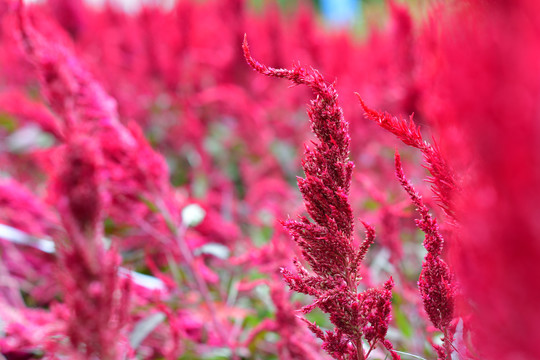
[395,306,413,338]
[305,307,331,328]
[0,113,18,133]
[364,198,381,211]
[139,195,160,213]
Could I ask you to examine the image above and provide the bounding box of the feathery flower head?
[358,96,457,221]
[244,36,399,360]
[51,133,130,359]
[16,3,173,229]
[394,152,455,358]
[54,132,104,238]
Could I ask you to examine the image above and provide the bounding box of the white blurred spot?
[181,203,206,227]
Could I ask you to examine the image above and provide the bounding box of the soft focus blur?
[1,0,539,359]
[21,0,428,27]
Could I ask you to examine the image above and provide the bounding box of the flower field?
[0,0,539,359]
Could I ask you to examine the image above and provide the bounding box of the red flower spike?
[244,37,399,360]
[349,222,376,283]
[358,95,457,222]
[395,152,455,359]
[52,134,130,360]
[55,134,104,238]
[16,3,173,229]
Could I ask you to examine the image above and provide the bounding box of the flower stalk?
[244,35,400,360]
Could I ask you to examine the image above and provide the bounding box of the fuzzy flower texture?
[395,152,455,359]
[244,36,399,360]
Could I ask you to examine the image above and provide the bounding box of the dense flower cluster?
[394,152,455,359]
[358,98,457,221]
[244,37,399,360]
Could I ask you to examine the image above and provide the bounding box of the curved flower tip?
[242,34,256,70]
[246,41,401,359]
[384,276,395,291]
[355,93,381,122]
[242,34,293,80]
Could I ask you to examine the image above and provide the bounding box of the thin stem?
[346,266,365,360]
[443,328,453,360]
[365,341,377,359]
[394,350,428,360]
[174,226,229,345]
[138,216,228,345]
[356,338,366,360]
[451,343,464,359]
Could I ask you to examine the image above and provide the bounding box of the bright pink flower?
[244,36,399,360]
[0,180,57,237]
[420,0,540,358]
[52,134,130,360]
[16,4,174,229]
[358,97,457,221]
[47,0,85,39]
[394,152,455,359]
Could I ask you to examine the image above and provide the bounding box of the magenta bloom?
[244,36,399,360]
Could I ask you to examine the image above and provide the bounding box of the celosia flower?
[244,36,399,360]
[0,180,57,238]
[52,132,130,360]
[16,3,173,228]
[0,302,64,357]
[358,97,457,221]
[0,90,63,139]
[48,0,85,39]
[394,152,455,359]
[15,6,237,352]
[242,277,325,360]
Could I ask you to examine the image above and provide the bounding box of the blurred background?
[0,0,453,358]
[22,0,429,30]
